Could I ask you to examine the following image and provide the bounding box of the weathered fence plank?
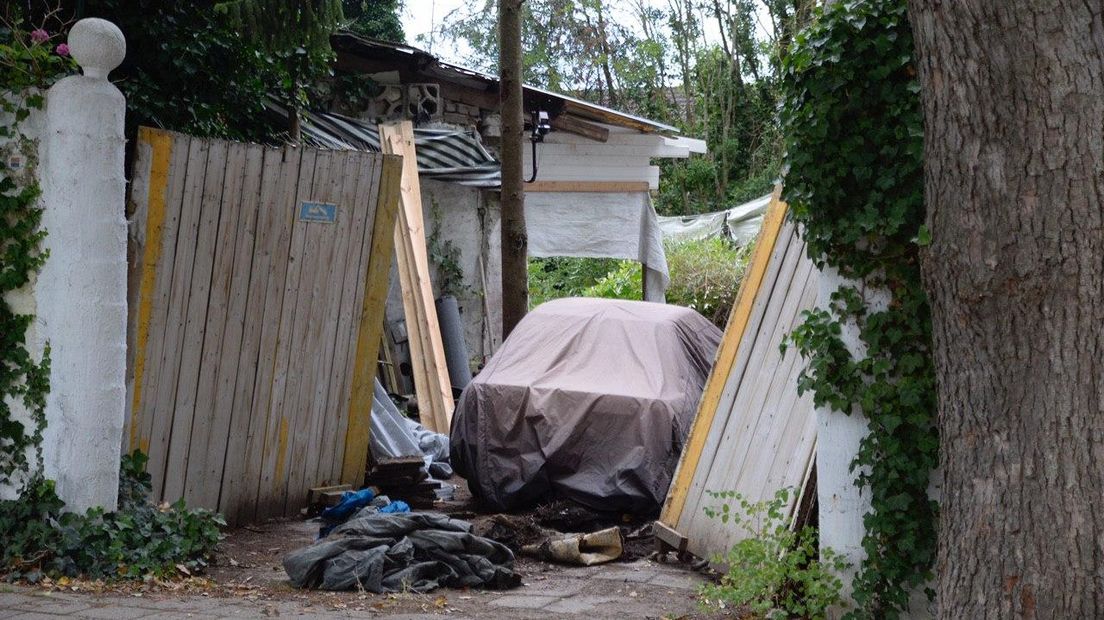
[127,128,397,523]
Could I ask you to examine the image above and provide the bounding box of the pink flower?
[30,29,49,44]
[55,43,69,57]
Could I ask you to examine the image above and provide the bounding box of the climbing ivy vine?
[779,1,937,617]
[0,17,72,487]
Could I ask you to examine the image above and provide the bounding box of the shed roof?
[330,33,680,135]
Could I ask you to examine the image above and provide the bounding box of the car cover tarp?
[450,298,722,514]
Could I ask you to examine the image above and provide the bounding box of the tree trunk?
[499,0,528,337]
[908,2,1104,618]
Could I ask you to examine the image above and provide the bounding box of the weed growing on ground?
[700,487,847,619]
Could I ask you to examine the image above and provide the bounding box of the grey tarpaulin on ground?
[656,193,771,246]
[283,512,521,592]
[450,298,722,515]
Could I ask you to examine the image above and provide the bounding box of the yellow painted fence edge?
[340,154,403,485]
[659,186,790,528]
[128,127,173,452]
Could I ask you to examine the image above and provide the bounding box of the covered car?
[450,297,722,514]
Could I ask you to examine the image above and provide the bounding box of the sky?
[400,0,773,68]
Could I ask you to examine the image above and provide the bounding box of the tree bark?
[499,0,528,337]
[908,2,1104,617]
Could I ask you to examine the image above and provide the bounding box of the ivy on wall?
[0,18,72,487]
[778,1,937,618]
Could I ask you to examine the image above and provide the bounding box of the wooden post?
[499,0,528,337]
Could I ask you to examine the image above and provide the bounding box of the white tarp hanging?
[524,191,669,302]
[657,193,772,246]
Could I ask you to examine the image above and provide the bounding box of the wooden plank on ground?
[378,121,453,434]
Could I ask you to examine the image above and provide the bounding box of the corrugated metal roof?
[330,33,681,134]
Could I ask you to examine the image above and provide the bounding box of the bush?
[0,451,224,581]
[583,259,642,300]
[700,488,847,619]
[530,238,753,328]
[527,256,624,308]
[665,237,753,327]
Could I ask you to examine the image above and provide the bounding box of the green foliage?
[582,259,641,301]
[342,0,404,42]
[438,1,814,217]
[530,237,752,327]
[0,12,70,488]
[0,451,225,581]
[426,201,468,299]
[526,256,622,309]
[779,0,936,617]
[700,488,847,619]
[665,237,752,326]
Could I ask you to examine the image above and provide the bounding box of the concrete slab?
[486,594,559,610]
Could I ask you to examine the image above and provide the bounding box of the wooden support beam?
[378,121,454,434]
[524,180,650,193]
[550,114,610,143]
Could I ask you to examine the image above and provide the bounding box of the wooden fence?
[125,127,400,524]
[658,191,819,562]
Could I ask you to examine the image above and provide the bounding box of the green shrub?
[700,488,847,619]
[527,256,624,308]
[530,238,753,327]
[665,237,753,326]
[0,451,224,582]
[582,259,642,300]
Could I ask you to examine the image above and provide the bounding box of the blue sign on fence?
[298,201,338,223]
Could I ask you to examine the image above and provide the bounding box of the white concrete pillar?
[37,18,127,513]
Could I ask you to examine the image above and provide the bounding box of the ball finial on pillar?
[67,18,125,80]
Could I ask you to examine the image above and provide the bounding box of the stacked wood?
[364,456,440,509]
[377,121,454,434]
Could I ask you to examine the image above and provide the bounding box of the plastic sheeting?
[370,379,452,478]
[657,193,771,246]
[450,298,722,515]
[525,192,669,302]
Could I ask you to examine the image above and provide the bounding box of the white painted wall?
[35,19,127,512]
[816,267,937,619]
[384,180,501,392]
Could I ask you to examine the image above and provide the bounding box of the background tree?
[17,0,403,142]
[908,1,1104,617]
[437,0,814,217]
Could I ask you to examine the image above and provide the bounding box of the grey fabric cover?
[284,513,519,592]
[450,298,723,514]
[370,379,452,477]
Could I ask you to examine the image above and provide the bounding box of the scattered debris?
[521,527,624,566]
[364,456,441,509]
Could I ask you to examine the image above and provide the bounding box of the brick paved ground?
[1,558,716,619]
